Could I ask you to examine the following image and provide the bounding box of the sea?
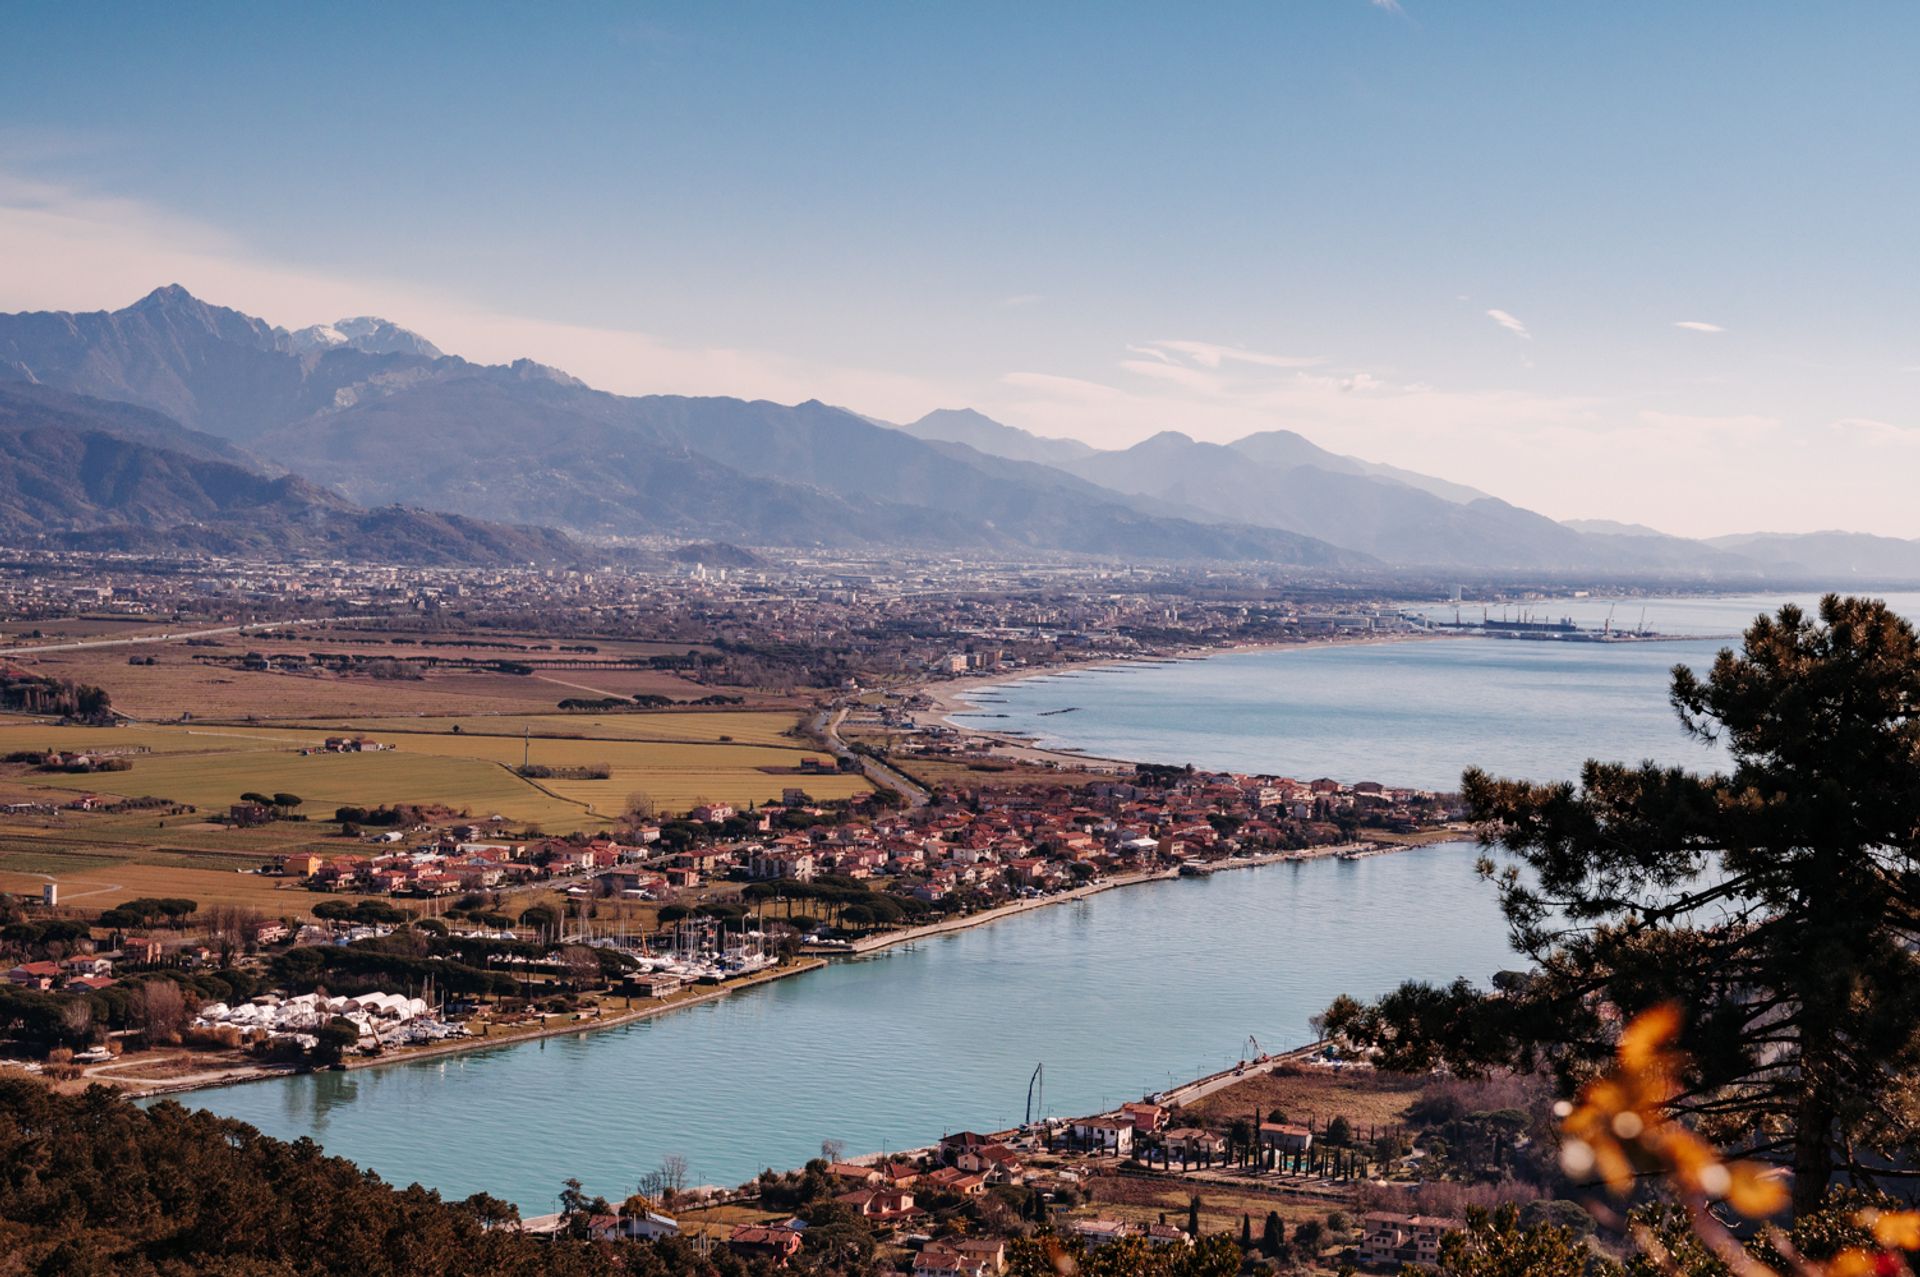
[174,589,1920,1211]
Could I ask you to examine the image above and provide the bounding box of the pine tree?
[1321,595,1920,1214]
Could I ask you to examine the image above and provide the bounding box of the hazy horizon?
[5,3,1918,539]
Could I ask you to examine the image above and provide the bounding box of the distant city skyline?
[4,2,1918,538]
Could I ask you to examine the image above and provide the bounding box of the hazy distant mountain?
[1705,531,1920,581]
[1227,430,1493,505]
[1060,430,1614,570]
[10,286,1896,579]
[895,412,1494,506]
[897,408,1097,467]
[0,382,264,469]
[286,316,443,358]
[262,377,1360,562]
[0,288,1361,566]
[893,406,1637,569]
[1563,518,1677,538]
[0,384,578,565]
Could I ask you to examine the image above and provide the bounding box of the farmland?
[278,711,807,747]
[0,607,878,915]
[0,855,330,913]
[7,623,775,722]
[0,714,868,828]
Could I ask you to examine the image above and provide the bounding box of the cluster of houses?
[705,767,1455,908]
[516,1119,1457,1270]
[6,918,292,994]
[6,952,117,993]
[282,832,660,897]
[277,761,1454,923]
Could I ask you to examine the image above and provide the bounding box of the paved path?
[0,616,348,657]
[813,705,929,807]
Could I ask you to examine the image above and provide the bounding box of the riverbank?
[812,835,1458,960]
[111,957,831,1099]
[823,867,1180,955]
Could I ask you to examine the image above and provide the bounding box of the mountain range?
[0,384,577,565]
[0,285,1914,581]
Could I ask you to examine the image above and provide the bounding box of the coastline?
[915,632,1451,767]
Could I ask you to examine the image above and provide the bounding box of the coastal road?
[0,616,349,657]
[812,705,929,808]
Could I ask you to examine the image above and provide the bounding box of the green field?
[0,712,867,826]
[275,711,807,747]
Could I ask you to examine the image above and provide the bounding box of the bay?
[963,592,1920,790]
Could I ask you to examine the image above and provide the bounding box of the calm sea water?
[960,592,1920,790]
[180,847,1511,1211]
[174,589,1920,1211]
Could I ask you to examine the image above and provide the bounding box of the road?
[812,705,929,808]
[0,616,346,657]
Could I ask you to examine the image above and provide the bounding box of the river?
[180,845,1510,1211]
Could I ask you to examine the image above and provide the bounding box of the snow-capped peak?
[284,316,443,359]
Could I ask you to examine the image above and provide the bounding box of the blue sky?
[4,2,1919,536]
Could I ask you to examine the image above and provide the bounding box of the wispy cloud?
[1485,308,1530,340]
[998,293,1043,309]
[1368,0,1405,13]
[1674,320,1725,333]
[1826,416,1918,441]
[1133,339,1324,370]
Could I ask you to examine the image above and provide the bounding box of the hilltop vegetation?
[0,1080,757,1275]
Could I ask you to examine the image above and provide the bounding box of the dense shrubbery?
[96,897,197,931]
[0,670,112,722]
[517,763,612,780]
[0,969,257,1052]
[4,750,132,773]
[272,934,516,1000]
[311,899,408,926]
[736,875,932,931]
[0,1080,759,1274]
